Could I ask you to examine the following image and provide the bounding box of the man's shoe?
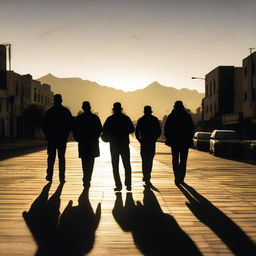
[145,180,152,187]
[114,186,122,191]
[45,175,52,182]
[60,178,66,183]
[174,179,182,186]
[126,185,132,191]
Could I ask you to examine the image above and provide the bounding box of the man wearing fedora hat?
[73,101,102,188]
[164,100,194,185]
[135,106,161,186]
[42,94,73,183]
[102,102,134,191]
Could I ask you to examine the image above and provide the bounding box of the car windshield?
[215,132,238,140]
[198,133,211,139]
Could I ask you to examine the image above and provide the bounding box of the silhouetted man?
[73,101,102,188]
[102,102,134,191]
[164,101,194,185]
[42,94,73,183]
[136,106,161,186]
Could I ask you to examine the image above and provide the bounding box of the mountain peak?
[148,81,161,87]
[37,73,57,80]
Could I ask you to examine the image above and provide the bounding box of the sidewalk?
[0,138,47,160]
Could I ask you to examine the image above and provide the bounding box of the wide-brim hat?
[112,102,122,110]
[144,105,152,113]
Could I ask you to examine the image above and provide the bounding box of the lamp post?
[191,76,207,81]
[191,76,207,123]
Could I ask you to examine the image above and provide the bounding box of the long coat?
[73,112,102,158]
[164,109,194,148]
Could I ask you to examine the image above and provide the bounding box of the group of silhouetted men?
[42,94,194,190]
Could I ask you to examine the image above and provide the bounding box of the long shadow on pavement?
[0,145,47,161]
[23,184,101,256]
[178,182,256,256]
[112,188,202,256]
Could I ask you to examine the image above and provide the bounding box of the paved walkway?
[0,138,255,255]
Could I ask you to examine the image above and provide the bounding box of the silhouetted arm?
[127,116,135,134]
[135,119,142,141]
[95,116,103,138]
[155,118,162,140]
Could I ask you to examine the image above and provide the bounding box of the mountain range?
[37,74,204,121]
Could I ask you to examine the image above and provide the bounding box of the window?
[15,82,19,96]
[244,66,247,77]
[210,82,212,96]
[34,88,37,102]
[210,104,212,112]
[244,91,247,101]
[213,79,216,93]
[0,101,2,112]
[252,61,255,75]
[206,105,208,113]
[252,89,255,102]
[206,84,208,97]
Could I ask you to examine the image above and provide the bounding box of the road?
[0,139,255,256]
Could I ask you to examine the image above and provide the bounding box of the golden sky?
[1,0,256,92]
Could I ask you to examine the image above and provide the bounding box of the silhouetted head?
[112,102,122,113]
[174,100,184,110]
[53,94,62,105]
[82,101,91,112]
[144,105,152,115]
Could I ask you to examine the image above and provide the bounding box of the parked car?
[193,132,212,150]
[248,140,256,156]
[209,130,244,156]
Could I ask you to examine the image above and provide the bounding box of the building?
[201,51,256,139]
[202,66,242,130]
[241,51,256,138]
[0,44,53,139]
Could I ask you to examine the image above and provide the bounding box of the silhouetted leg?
[120,145,131,189]
[46,141,56,181]
[110,144,122,189]
[81,157,95,187]
[179,147,189,182]
[58,140,67,182]
[171,146,181,184]
[141,143,155,183]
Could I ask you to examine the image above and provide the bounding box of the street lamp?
[191,77,207,81]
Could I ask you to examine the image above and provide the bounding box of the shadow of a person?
[57,188,101,256]
[23,182,64,256]
[178,182,256,256]
[112,188,202,256]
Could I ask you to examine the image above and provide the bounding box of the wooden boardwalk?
[0,138,255,255]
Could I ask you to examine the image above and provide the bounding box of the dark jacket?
[164,109,194,148]
[102,113,134,145]
[73,112,102,158]
[42,105,73,140]
[135,114,161,143]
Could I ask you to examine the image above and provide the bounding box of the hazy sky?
[1,0,255,92]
